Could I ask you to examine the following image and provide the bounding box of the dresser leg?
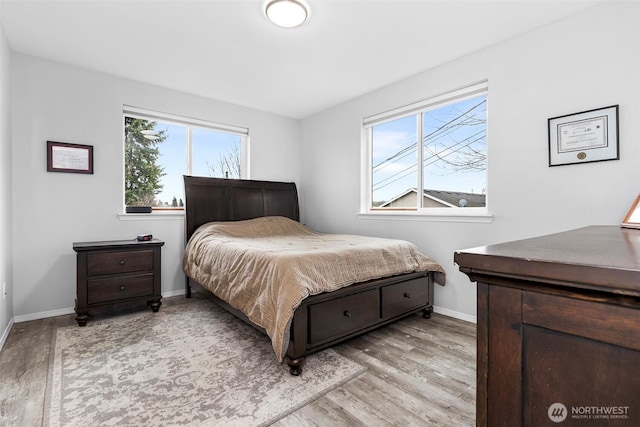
[147,299,162,313]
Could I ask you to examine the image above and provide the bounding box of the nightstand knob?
[344,310,352,318]
[120,285,125,291]
[119,260,125,265]
[404,292,411,298]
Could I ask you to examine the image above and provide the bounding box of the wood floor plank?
[334,345,474,426]
[0,298,476,426]
[344,372,450,425]
[343,333,475,406]
[322,381,400,426]
[0,318,58,426]
[272,395,364,427]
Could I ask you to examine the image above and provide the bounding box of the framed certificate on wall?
[548,105,619,167]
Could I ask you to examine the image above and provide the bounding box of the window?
[364,82,487,213]
[123,106,248,211]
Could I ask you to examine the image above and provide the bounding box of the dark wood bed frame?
[183,175,436,375]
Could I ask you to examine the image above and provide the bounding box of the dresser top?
[454,225,640,297]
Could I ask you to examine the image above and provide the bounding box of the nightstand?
[72,239,164,326]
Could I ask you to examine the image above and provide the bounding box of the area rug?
[44,298,366,426]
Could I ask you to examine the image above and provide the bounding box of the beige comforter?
[182,216,445,361]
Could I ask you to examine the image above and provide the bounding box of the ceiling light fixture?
[265,0,309,29]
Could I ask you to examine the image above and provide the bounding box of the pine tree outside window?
[123,107,249,212]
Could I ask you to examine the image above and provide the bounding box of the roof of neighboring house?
[380,188,486,208]
[425,189,486,207]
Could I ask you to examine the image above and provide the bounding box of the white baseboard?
[13,289,188,324]
[0,317,14,351]
[10,290,472,329]
[162,288,186,298]
[14,307,75,323]
[433,305,477,324]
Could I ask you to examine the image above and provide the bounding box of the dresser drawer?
[87,273,154,304]
[87,249,154,276]
[381,276,429,319]
[309,289,379,344]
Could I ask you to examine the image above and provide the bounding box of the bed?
[182,176,445,375]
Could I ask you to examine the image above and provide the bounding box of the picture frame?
[621,195,640,229]
[548,105,619,167]
[47,141,94,174]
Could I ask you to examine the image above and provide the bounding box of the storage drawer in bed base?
[288,271,434,357]
[186,271,434,375]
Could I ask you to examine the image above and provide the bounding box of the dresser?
[73,239,164,326]
[455,226,640,427]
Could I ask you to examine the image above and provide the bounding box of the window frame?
[360,81,492,223]
[122,106,249,214]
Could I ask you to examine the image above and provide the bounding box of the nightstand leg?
[422,306,433,319]
[148,299,162,313]
[75,312,89,326]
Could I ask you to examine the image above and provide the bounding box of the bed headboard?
[183,176,300,241]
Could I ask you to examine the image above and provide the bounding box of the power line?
[372,98,487,195]
[373,130,485,191]
[372,99,486,171]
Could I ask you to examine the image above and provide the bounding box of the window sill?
[118,211,185,221]
[357,209,493,223]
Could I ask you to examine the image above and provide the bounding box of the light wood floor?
[0,294,476,426]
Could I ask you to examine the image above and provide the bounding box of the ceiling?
[0,0,605,119]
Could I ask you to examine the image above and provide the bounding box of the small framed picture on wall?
[47,141,94,174]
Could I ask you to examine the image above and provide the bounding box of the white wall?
[0,12,13,345]
[8,1,639,323]
[11,55,301,318]
[300,1,640,320]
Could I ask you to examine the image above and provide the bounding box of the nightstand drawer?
[87,274,154,304]
[87,250,154,276]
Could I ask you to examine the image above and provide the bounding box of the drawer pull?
[119,260,125,265]
[343,310,352,318]
[404,292,411,298]
[120,285,126,291]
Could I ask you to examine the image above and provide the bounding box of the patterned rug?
[44,298,366,426]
